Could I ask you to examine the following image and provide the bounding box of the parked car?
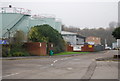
[105,47,112,50]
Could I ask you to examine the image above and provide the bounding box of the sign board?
[88,45,93,48]
[0,40,8,44]
[88,42,95,45]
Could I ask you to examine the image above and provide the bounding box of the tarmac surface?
[1,50,119,80]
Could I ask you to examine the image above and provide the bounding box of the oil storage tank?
[0,5,62,40]
[0,6,31,38]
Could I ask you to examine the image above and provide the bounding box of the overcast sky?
[0,0,119,29]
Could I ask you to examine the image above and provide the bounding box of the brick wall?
[81,44,94,52]
[66,44,73,52]
[24,42,47,56]
[86,36,101,45]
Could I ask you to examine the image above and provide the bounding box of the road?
[1,50,119,79]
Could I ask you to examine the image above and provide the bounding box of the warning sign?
[88,45,93,48]
[0,40,8,44]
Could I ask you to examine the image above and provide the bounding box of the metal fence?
[94,45,105,51]
[0,7,31,15]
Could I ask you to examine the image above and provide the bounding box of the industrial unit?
[61,31,86,51]
[0,5,62,39]
[61,31,85,45]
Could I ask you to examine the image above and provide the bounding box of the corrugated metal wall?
[94,45,105,51]
[55,21,62,33]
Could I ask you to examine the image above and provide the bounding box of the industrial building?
[0,5,62,39]
[61,31,85,45]
[61,31,86,51]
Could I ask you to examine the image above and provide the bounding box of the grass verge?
[54,52,90,55]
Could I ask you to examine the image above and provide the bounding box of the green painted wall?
[29,19,45,28]
[1,13,62,38]
[0,14,2,38]
[55,21,62,33]
[29,17,61,32]
[1,13,30,37]
[42,17,56,29]
[15,16,30,33]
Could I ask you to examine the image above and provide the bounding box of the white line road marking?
[53,60,58,63]
[67,68,72,70]
[1,73,20,78]
[51,64,54,66]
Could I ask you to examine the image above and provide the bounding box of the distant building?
[61,31,86,51]
[61,31,85,45]
[86,36,101,45]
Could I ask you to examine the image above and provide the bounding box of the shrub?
[2,45,11,57]
[10,44,30,57]
[2,30,30,57]
[12,51,29,57]
[2,44,30,57]
[112,27,120,39]
[28,24,66,53]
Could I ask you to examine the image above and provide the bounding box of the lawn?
[54,52,90,55]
